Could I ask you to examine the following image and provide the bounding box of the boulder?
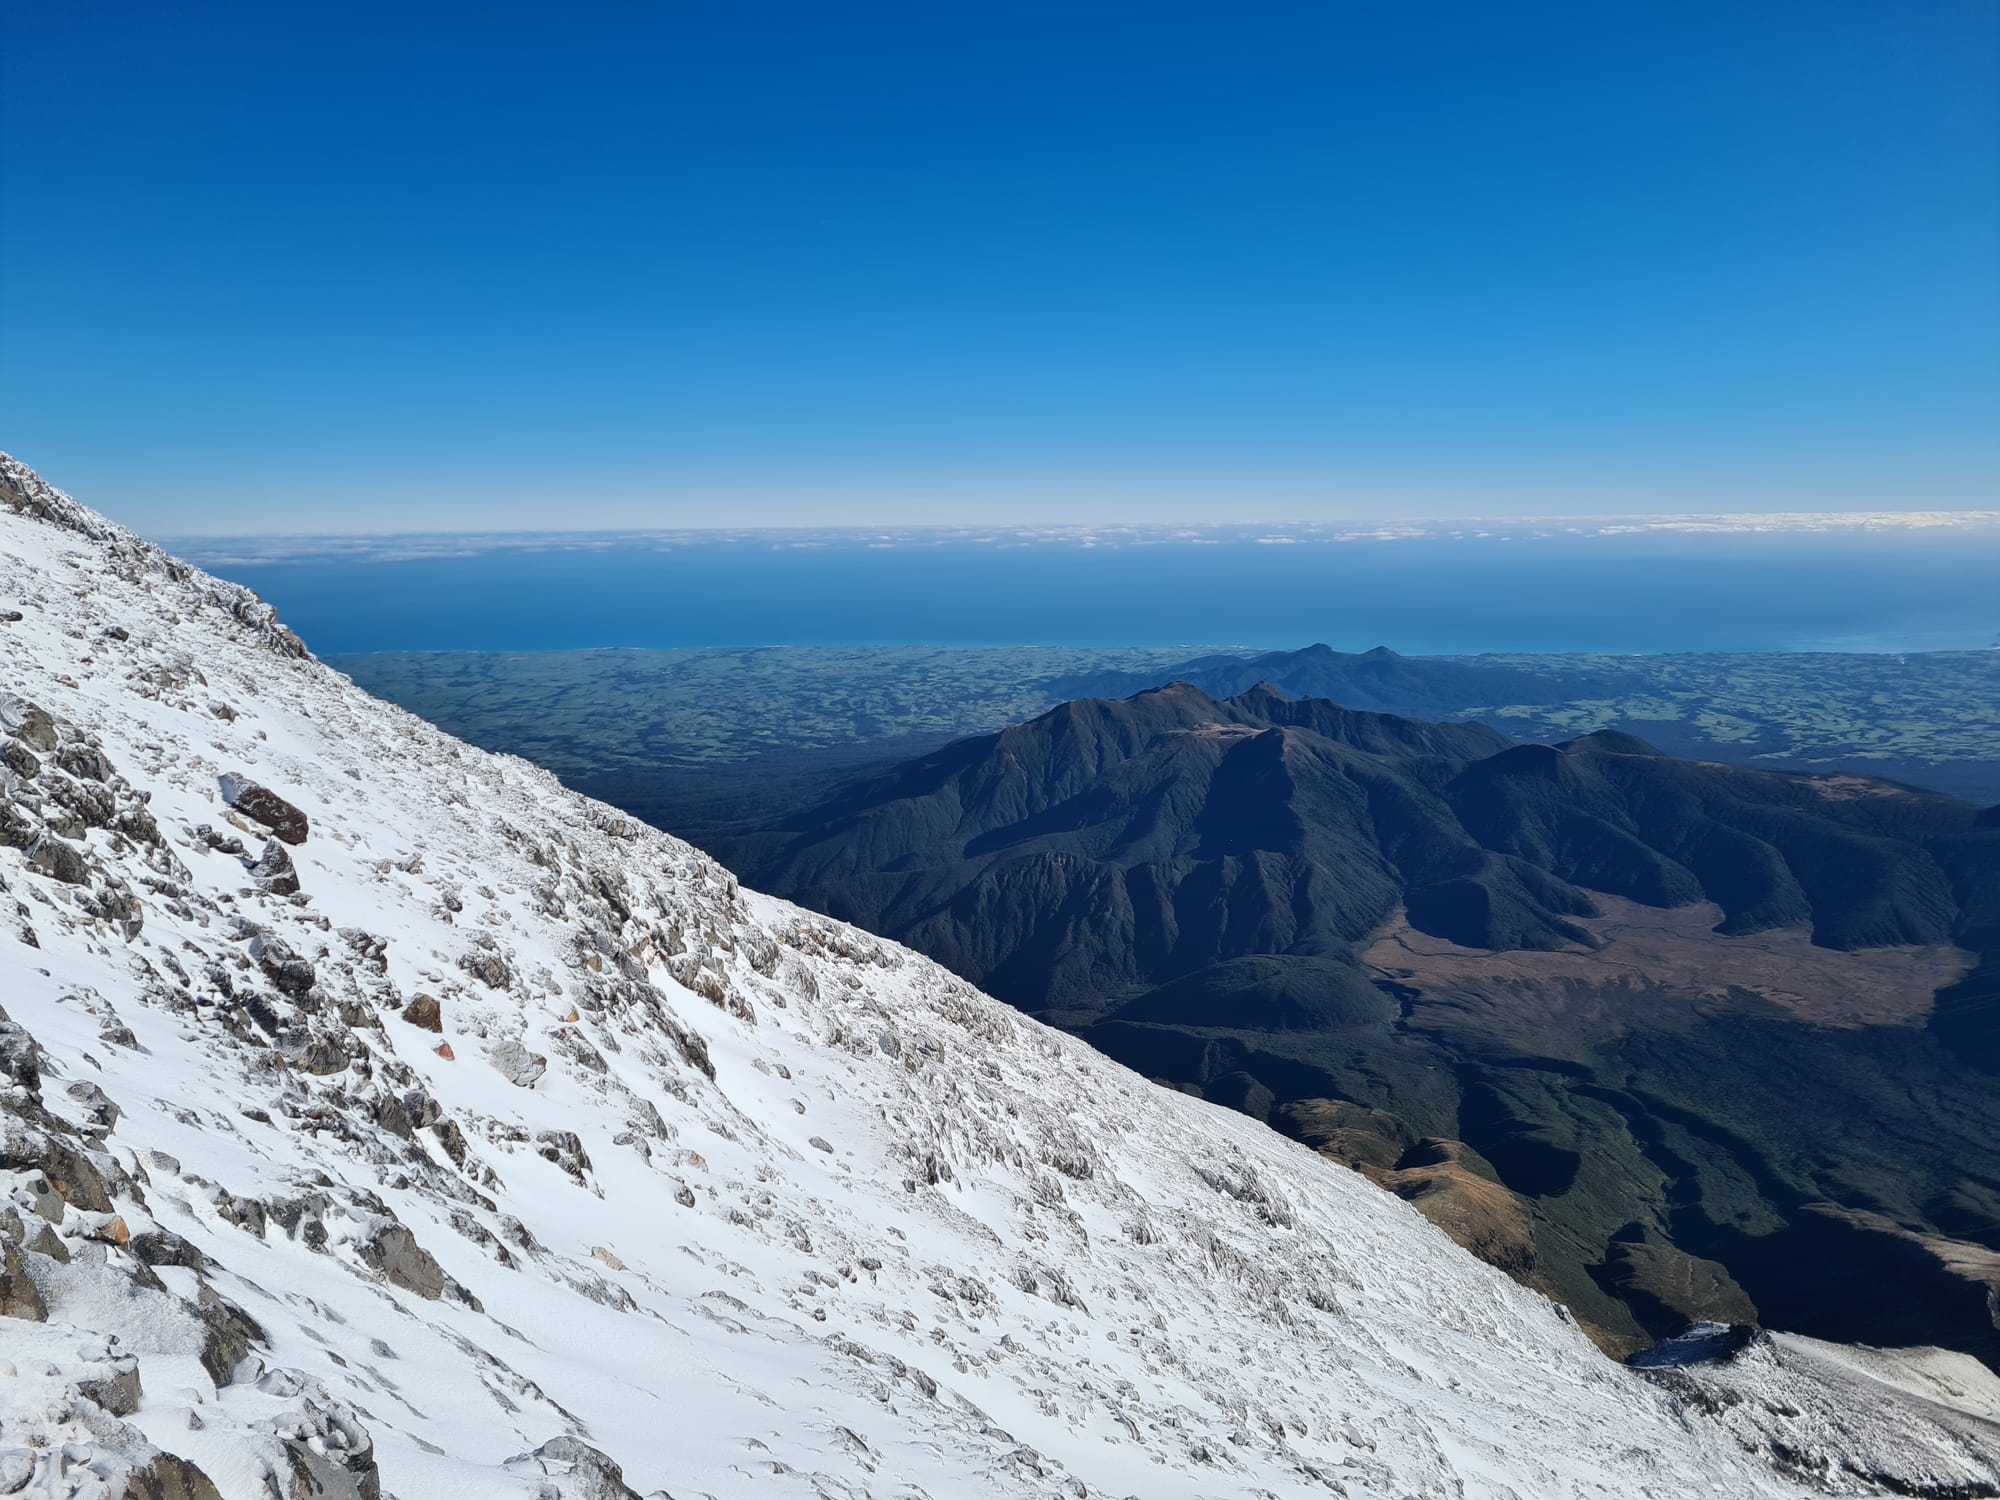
[0,1126,113,1212]
[356,1222,446,1300]
[124,1451,225,1500]
[56,744,113,782]
[459,949,513,990]
[218,773,309,845]
[193,1283,267,1385]
[487,1038,546,1089]
[0,1019,42,1102]
[503,1436,646,1500]
[76,1356,143,1416]
[250,935,316,997]
[27,835,90,885]
[535,1130,592,1183]
[65,1080,122,1135]
[250,839,300,895]
[400,994,443,1032]
[258,1399,381,1500]
[0,1237,48,1320]
[128,1226,207,1271]
[1,699,57,752]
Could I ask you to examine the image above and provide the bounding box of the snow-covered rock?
[1,451,1996,1498]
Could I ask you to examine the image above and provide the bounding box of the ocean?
[182,524,2000,657]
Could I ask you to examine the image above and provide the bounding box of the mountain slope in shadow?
[712,683,2000,1361]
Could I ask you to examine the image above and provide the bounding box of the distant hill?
[714,682,2000,1361]
[1046,643,2000,805]
[337,641,2000,813]
[1045,643,1627,719]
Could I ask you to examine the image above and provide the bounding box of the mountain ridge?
[16,454,1997,1493]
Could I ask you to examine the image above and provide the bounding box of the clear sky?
[3,1,1995,534]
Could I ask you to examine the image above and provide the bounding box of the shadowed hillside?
[712,683,2000,1360]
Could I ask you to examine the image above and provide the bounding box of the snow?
[1,452,1997,1498]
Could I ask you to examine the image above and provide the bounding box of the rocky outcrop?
[1641,1330,2000,1497]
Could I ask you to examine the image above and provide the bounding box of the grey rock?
[24,1221,67,1263]
[0,1237,47,1320]
[250,934,316,997]
[65,1079,121,1135]
[504,1436,647,1500]
[128,1226,206,1271]
[193,1282,267,1386]
[0,1020,41,1101]
[371,1089,412,1138]
[458,949,513,990]
[26,836,90,885]
[535,1130,592,1184]
[56,744,112,783]
[77,1357,142,1415]
[251,839,300,895]
[258,1399,381,1500]
[0,1126,111,1212]
[487,1038,547,1089]
[2,701,57,752]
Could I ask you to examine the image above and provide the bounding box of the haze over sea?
[180,520,2000,658]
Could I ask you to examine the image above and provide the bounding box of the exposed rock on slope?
[3,451,1998,1497]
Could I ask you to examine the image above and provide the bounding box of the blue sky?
[3,1,1995,533]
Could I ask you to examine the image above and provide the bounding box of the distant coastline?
[185,526,2000,657]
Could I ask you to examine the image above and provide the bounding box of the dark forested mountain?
[713,682,2000,1362]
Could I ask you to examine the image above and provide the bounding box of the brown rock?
[218,774,310,845]
[434,1041,454,1061]
[357,1222,445,1298]
[401,994,442,1032]
[124,1450,225,1500]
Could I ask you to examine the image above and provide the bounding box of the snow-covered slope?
[1,453,1997,1499]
